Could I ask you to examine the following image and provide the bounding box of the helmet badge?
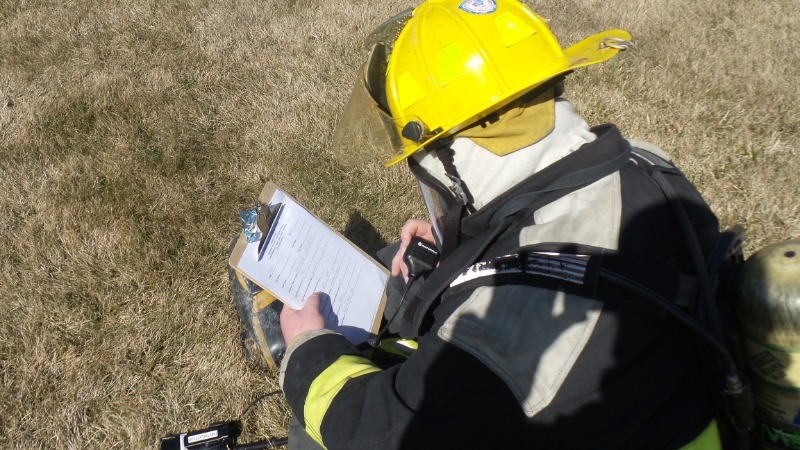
[458,0,497,15]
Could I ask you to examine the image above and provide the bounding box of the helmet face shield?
[330,66,403,167]
[329,9,414,167]
[363,7,413,62]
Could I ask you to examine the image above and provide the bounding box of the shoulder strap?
[630,146,754,446]
[629,147,723,333]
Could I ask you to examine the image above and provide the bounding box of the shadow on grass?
[342,211,388,257]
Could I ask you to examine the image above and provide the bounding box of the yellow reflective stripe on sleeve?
[679,420,722,450]
[303,355,382,447]
[379,338,418,358]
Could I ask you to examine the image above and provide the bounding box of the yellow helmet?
[332,0,632,167]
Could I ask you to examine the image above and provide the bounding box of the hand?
[391,219,436,282]
[280,292,326,346]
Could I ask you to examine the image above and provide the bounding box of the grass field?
[1,0,798,448]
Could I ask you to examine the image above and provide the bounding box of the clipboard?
[229,181,389,345]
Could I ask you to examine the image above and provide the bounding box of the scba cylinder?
[734,240,800,449]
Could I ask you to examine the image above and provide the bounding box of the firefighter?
[279,0,723,448]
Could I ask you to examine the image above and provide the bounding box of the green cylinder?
[734,240,800,449]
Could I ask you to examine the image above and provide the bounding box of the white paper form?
[236,189,388,345]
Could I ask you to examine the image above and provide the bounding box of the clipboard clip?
[256,201,282,259]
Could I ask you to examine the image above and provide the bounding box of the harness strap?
[448,246,701,315]
[436,146,471,259]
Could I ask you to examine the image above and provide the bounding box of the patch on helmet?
[458,0,497,14]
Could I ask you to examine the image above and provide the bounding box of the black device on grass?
[161,420,287,450]
[161,421,242,450]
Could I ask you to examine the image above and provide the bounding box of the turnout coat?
[279,125,721,450]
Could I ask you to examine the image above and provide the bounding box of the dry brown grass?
[1,0,797,448]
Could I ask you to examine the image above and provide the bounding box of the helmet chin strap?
[434,144,475,259]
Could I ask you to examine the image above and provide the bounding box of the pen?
[257,203,284,261]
